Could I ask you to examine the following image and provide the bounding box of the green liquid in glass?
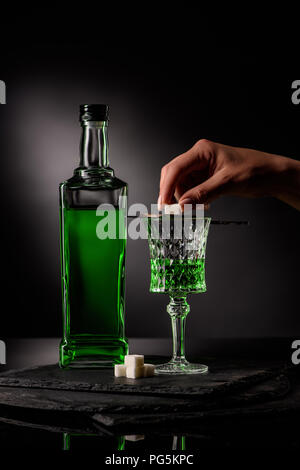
[59,208,128,367]
[150,258,206,294]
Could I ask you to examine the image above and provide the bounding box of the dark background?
[0,10,299,340]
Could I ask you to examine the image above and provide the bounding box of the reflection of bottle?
[62,433,126,450]
[59,105,128,368]
[172,435,186,450]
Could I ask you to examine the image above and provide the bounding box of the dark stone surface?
[0,358,297,425]
[0,357,288,399]
[0,354,299,448]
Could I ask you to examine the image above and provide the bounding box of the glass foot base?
[154,359,208,375]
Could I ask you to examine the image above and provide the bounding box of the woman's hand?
[158,140,300,210]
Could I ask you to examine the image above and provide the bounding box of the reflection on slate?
[0,357,299,448]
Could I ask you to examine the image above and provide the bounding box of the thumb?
[179,171,229,208]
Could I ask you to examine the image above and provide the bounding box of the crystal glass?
[147,214,211,374]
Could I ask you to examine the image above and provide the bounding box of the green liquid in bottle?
[59,207,128,367]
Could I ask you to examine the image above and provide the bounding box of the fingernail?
[179,198,193,213]
[157,194,162,210]
[179,198,193,207]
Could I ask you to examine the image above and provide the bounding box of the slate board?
[0,358,297,435]
[0,358,287,399]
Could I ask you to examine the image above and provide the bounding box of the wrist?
[267,156,288,198]
[269,155,300,202]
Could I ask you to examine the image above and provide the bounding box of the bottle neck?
[76,121,113,177]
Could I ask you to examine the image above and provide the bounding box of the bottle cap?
[79,104,109,122]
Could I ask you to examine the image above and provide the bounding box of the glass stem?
[167,296,190,363]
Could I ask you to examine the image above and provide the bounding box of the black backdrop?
[0,10,299,339]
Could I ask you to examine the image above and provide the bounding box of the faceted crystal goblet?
[147,214,211,375]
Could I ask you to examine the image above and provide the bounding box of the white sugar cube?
[124,354,144,368]
[164,203,182,215]
[143,363,155,377]
[125,435,145,441]
[114,364,126,377]
[126,366,144,379]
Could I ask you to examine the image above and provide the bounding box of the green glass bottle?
[59,104,128,368]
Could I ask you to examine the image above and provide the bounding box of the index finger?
[159,140,211,204]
